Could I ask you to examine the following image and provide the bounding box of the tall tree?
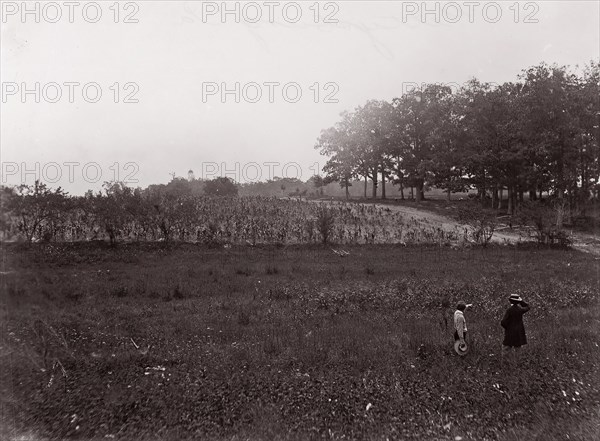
[392,84,453,202]
[519,63,581,208]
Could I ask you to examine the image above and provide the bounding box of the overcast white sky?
[1,1,599,194]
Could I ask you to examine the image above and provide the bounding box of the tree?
[313,60,599,212]
[457,80,530,213]
[427,87,470,200]
[165,177,193,198]
[353,100,395,199]
[308,175,326,196]
[574,61,600,209]
[518,63,581,217]
[315,125,356,199]
[204,177,238,197]
[391,84,454,202]
[5,181,68,243]
[316,101,395,200]
[88,181,141,245]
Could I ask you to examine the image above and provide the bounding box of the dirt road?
[315,198,599,255]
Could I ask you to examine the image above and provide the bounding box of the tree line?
[0,180,394,246]
[315,62,600,217]
[0,178,239,243]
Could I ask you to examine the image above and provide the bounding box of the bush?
[518,201,573,248]
[457,203,496,247]
[316,206,336,245]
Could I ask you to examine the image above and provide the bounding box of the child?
[454,301,468,344]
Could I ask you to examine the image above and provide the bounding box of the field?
[1,242,599,440]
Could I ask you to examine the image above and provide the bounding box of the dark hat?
[509,294,523,303]
[454,340,468,356]
[456,300,467,310]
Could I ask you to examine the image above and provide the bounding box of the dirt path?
[365,201,520,244]
[370,202,600,255]
[315,199,599,254]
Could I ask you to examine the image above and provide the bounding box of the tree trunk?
[492,185,498,210]
[581,163,588,205]
[529,189,537,201]
[507,185,513,215]
[581,164,588,215]
[498,187,503,210]
[371,166,378,199]
[518,186,524,204]
[399,181,405,200]
[345,182,350,199]
[556,200,565,229]
[480,168,486,204]
[364,176,367,198]
[381,167,386,199]
[447,188,451,201]
[410,186,414,201]
[416,179,424,203]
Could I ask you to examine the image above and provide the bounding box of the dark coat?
[501,302,530,347]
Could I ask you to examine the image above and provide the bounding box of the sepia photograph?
[1,1,599,439]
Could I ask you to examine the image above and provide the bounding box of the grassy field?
[1,242,599,440]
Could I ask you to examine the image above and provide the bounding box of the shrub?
[517,201,573,248]
[316,206,336,245]
[458,203,497,247]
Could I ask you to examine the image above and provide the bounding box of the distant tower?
[188,170,195,181]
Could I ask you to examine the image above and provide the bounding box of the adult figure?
[501,294,530,360]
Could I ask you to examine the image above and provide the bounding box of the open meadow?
[3,1,599,440]
[2,242,599,440]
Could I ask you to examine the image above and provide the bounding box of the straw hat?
[509,294,523,303]
[454,340,468,356]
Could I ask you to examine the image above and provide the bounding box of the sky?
[1,0,599,195]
